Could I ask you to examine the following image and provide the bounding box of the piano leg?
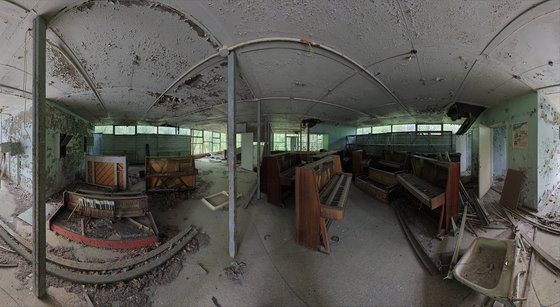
[319,218,330,254]
[437,206,446,239]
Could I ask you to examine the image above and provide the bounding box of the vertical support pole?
[227,51,237,258]
[256,100,261,200]
[32,16,46,299]
[307,126,310,152]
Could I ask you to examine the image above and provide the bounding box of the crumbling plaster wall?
[0,103,91,196]
[310,123,355,151]
[537,93,560,208]
[479,92,539,210]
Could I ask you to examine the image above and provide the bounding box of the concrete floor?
[149,160,472,306]
[1,159,474,306]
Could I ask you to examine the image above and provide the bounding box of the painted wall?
[479,92,538,210]
[0,103,91,195]
[537,93,560,208]
[310,123,355,151]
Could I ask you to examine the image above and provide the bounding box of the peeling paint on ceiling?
[0,0,558,130]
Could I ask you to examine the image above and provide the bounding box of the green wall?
[537,93,560,207]
[479,92,539,209]
[310,123,355,151]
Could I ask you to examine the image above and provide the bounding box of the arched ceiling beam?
[445,0,559,110]
[46,31,109,115]
[147,37,411,120]
[1,0,29,13]
[187,96,373,119]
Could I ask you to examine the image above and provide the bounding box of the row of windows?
[94,125,191,136]
[356,124,460,135]
[94,125,242,155]
[272,133,326,151]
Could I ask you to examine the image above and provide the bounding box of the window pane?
[417,124,441,131]
[178,128,190,135]
[356,127,371,135]
[158,126,176,135]
[371,125,391,134]
[94,125,113,134]
[191,129,203,137]
[136,125,157,134]
[114,126,135,135]
[443,124,461,133]
[392,124,415,132]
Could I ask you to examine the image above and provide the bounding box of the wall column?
[256,100,261,200]
[227,51,237,258]
[32,15,47,298]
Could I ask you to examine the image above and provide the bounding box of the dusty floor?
[0,160,558,306]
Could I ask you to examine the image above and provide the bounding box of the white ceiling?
[0,0,558,131]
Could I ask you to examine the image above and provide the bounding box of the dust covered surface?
[1,230,210,307]
[4,179,32,218]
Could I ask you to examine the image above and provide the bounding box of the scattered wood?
[80,218,85,236]
[83,292,94,307]
[211,296,222,307]
[499,169,524,209]
[0,245,15,253]
[224,261,246,282]
[198,263,208,274]
[519,231,560,274]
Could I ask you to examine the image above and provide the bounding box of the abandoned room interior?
[0,0,559,306]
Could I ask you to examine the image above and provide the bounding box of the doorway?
[492,126,507,189]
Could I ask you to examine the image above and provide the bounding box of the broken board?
[201,191,242,211]
[499,169,524,209]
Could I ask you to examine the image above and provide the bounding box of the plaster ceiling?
[0,0,558,131]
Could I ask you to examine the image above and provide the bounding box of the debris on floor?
[224,261,247,283]
[212,296,222,307]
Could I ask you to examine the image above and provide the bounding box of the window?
[212,132,222,152]
[114,126,135,135]
[273,133,286,151]
[356,127,371,135]
[443,124,461,134]
[158,126,177,135]
[178,128,191,135]
[220,133,226,151]
[417,124,442,132]
[371,125,391,134]
[203,131,213,153]
[94,125,113,134]
[392,124,415,132]
[236,134,241,148]
[191,130,203,154]
[136,125,157,134]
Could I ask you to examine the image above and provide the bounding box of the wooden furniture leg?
[320,218,330,254]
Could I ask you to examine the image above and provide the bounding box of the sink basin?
[453,237,516,304]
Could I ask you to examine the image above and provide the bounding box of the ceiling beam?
[46,30,109,116]
[447,0,560,111]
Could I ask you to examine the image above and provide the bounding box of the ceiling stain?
[47,44,89,91]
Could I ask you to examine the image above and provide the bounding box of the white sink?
[453,237,517,305]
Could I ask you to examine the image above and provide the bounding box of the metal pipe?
[227,51,237,258]
[256,100,261,200]
[149,37,411,117]
[32,15,47,298]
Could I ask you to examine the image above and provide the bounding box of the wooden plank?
[295,167,321,250]
[520,231,560,272]
[500,169,524,209]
